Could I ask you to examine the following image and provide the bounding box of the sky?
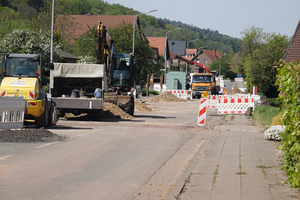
[106,0,300,39]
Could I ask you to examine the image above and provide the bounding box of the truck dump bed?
[50,63,107,112]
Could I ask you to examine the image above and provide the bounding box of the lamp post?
[132,9,157,56]
[186,39,200,75]
[219,51,226,77]
[164,28,182,83]
[50,0,55,64]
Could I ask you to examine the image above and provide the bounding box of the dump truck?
[190,73,216,98]
[0,53,58,127]
[176,56,220,98]
[49,63,106,119]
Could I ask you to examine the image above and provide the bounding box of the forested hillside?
[0,0,241,54]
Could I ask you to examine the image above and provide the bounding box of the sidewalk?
[167,112,300,200]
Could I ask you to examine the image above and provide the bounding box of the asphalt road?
[0,100,213,200]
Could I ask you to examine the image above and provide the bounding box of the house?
[147,37,167,60]
[55,14,140,41]
[59,50,80,63]
[190,49,222,73]
[283,19,300,62]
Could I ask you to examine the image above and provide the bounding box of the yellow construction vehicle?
[95,21,137,115]
[0,54,58,127]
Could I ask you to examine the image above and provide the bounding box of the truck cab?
[191,73,214,98]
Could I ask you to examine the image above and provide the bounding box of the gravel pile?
[0,128,65,143]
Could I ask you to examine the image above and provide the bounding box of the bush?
[268,98,282,107]
[272,114,283,126]
[275,60,300,188]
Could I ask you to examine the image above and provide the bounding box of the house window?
[196,59,200,63]
[204,59,208,63]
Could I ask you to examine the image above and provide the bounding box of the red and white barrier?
[167,90,192,100]
[207,95,219,108]
[197,98,207,126]
[253,86,257,95]
[218,97,254,114]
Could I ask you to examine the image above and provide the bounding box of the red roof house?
[56,14,139,40]
[190,49,222,73]
[283,20,300,62]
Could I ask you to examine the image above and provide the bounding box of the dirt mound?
[227,87,245,95]
[149,92,185,103]
[0,128,65,143]
[103,102,133,119]
[135,100,153,112]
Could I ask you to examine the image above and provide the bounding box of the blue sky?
[106,0,300,39]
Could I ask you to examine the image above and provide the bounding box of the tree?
[0,29,61,71]
[209,57,236,79]
[108,22,161,86]
[239,26,289,97]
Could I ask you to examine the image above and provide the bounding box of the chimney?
[212,49,216,57]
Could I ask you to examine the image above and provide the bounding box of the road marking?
[0,154,13,161]
[35,142,59,149]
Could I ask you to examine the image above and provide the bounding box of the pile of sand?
[103,102,133,119]
[227,87,245,95]
[64,102,133,120]
[149,91,185,103]
[135,100,153,112]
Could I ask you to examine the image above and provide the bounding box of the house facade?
[190,49,221,73]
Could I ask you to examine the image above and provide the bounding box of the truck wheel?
[48,101,58,127]
[35,100,49,128]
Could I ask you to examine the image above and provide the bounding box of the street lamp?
[132,9,157,56]
[219,51,226,77]
[50,0,55,64]
[186,39,200,75]
[164,28,182,83]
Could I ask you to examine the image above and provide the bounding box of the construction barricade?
[167,90,192,100]
[218,96,254,114]
[197,98,208,126]
[0,96,26,129]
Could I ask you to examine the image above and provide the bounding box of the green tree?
[109,22,161,86]
[209,57,236,79]
[240,26,289,97]
[0,29,61,71]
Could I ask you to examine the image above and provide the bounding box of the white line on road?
[0,154,13,161]
[35,142,59,149]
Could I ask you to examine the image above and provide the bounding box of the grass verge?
[252,106,280,127]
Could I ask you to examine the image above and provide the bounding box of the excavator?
[95,21,137,115]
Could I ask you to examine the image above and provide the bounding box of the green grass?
[252,106,280,126]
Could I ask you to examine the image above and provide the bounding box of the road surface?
[0,100,214,200]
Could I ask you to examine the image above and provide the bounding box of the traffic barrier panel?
[167,90,192,100]
[218,97,254,114]
[0,96,26,129]
[207,95,219,108]
[197,98,207,126]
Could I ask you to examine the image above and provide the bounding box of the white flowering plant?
[0,29,61,71]
[264,125,286,141]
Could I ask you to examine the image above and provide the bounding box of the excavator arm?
[176,56,210,72]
